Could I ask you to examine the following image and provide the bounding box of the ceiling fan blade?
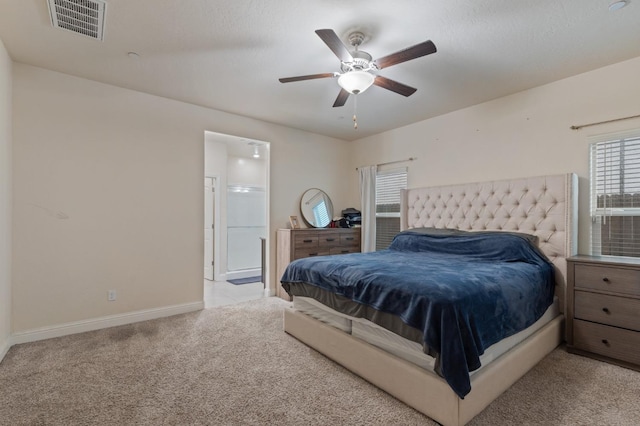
[374,40,437,69]
[315,29,354,63]
[373,76,417,97]
[279,73,336,83]
[332,89,350,107]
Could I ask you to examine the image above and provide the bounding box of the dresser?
[566,255,640,370]
[276,228,361,300]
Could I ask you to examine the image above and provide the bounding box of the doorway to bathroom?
[203,131,269,308]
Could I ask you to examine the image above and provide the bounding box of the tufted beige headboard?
[400,173,578,313]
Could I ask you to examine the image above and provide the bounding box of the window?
[375,168,407,250]
[590,133,640,258]
[312,199,329,226]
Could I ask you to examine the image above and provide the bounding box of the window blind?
[590,134,640,258]
[312,200,330,226]
[375,168,407,250]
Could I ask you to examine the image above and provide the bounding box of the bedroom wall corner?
[0,37,13,362]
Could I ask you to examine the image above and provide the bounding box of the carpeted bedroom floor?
[1,297,639,425]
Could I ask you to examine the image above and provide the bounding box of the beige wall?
[349,56,640,255]
[0,39,12,355]
[12,63,351,332]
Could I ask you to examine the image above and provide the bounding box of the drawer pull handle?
[602,277,610,282]
[309,253,318,256]
[601,339,610,346]
[345,237,354,240]
[602,307,610,314]
[326,238,335,242]
[303,239,313,243]
[341,250,349,253]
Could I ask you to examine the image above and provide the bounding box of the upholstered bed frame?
[283,173,578,426]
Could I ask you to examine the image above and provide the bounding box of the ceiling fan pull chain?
[353,96,358,129]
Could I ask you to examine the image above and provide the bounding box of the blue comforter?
[280,229,555,398]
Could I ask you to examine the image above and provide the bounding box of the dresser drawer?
[340,232,360,246]
[573,319,640,366]
[277,228,361,301]
[575,291,640,331]
[318,232,341,248]
[294,247,330,259]
[294,233,319,249]
[574,264,640,295]
[329,247,360,255]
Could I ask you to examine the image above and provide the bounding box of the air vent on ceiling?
[47,0,107,41]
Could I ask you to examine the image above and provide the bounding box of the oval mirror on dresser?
[300,188,334,228]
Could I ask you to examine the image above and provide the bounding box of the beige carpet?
[1,297,639,425]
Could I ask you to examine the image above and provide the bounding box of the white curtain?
[359,165,377,252]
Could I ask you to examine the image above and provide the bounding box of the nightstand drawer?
[574,264,640,295]
[575,291,640,331]
[573,319,640,366]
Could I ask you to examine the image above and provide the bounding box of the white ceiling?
[1,0,639,141]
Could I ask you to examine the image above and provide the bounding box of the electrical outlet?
[108,290,116,301]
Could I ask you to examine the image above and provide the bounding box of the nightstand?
[566,255,640,370]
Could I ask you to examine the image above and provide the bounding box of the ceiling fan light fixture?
[338,71,375,95]
[609,0,628,11]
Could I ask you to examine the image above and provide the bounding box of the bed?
[281,173,578,426]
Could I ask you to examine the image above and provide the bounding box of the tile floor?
[204,279,266,308]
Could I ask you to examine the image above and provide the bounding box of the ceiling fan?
[279,29,437,107]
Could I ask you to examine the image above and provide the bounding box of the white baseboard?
[11,301,204,346]
[226,269,262,281]
[0,336,10,363]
